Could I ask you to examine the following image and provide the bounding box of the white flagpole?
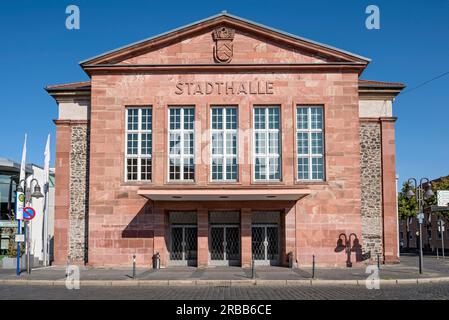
[16,134,27,276]
[43,134,50,266]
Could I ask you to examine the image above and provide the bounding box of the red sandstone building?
[46,13,404,268]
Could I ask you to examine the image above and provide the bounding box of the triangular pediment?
[80,13,370,67]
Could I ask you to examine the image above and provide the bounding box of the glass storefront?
[0,173,18,253]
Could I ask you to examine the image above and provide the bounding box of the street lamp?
[406,177,434,274]
[336,233,357,267]
[16,178,44,275]
[17,178,44,198]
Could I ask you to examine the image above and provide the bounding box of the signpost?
[417,212,425,273]
[22,207,36,274]
[15,191,25,276]
[430,205,448,260]
[438,220,445,258]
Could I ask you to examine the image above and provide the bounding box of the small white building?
[0,157,55,265]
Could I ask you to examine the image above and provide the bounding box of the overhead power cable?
[400,71,449,96]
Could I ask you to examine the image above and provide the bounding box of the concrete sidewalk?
[1,255,448,286]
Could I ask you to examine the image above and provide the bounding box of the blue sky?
[0,0,448,185]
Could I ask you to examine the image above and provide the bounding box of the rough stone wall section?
[69,124,89,262]
[360,122,383,257]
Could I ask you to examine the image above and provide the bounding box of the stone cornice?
[379,116,398,123]
[82,63,366,76]
[359,117,397,123]
[53,119,89,126]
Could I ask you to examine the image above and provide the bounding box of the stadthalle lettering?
[175,81,274,95]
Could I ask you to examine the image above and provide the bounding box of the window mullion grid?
[212,107,237,182]
[210,109,215,181]
[169,108,182,181]
[312,108,324,181]
[265,107,280,181]
[126,109,138,181]
[311,127,323,180]
[265,108,270,180]
[221,108,227,180]
[308,107,313,180]
[223,107,237,181]
[125,109,129,182]
[188,109,195,181]
[180,108,185,180]
[297,106,324,181]
[137,108,142,181]
[297,107,309,181]
[223,108,229,181]
[141,108,152,181]
[297,130,306,180]
[253,109,262,181]
[253,110,257,181]
[228,127,237,181]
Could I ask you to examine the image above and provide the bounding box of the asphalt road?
[0,283,448,300]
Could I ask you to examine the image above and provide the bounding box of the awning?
[137,188,311,201]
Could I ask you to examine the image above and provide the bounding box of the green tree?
[425,176,449,216]
[398,181,418,219]
[398,176,449,249]
[398,181,417,248]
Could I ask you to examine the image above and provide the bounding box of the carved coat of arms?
[213,26,235,64]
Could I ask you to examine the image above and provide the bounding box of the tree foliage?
[398,181,417,219]
[426,176,449,219]
[398,176,449,220]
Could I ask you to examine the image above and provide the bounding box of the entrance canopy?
[138,188,311,201]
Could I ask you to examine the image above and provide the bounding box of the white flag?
[16,134,27,220]
[43,134,50,189]
[43,134,51,266]
[19,134,27,183]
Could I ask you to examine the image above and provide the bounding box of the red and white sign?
[22,207,36,221]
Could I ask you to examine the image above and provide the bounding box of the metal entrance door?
[252,225,279,265]
[210,225,240,266]
[169,225,197,266]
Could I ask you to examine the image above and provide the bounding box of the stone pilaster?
[68,123,89,264]
[380,117,399,263]
[240,208,252,268]
[197,209,209,267]
[360,121,383,257]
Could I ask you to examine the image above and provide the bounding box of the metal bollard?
[312,255,315,279]
[251,258,255,279]
[287,252,293,268]
[437,248,439,259]
[132,255,136,279]
[152,252,160,269]
[65,258,70,278]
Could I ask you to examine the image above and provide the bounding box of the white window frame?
[253,106,281,182]
[210,106,238,182]
[125,107,152,182]
[168,106,195,182]
[296,106,325,181]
